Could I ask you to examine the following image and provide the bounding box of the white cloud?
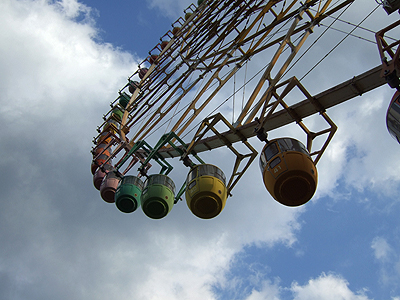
[0,0,138,153]
[55,0,93,19]
[244,279,281,300]
[146,0,193,19]
[370,236,400,287]
[291,273,370,300]
[371,236,393,262]
[235,273,371,300]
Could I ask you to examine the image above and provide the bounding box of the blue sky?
[0,0,400,299]
[79,0,173,51]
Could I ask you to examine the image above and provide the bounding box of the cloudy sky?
[1,0,400,299]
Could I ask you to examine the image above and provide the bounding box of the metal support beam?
[153,64,387,158]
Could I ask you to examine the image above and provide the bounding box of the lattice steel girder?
[120,0,346,148]
[129,0,294,143]
[183,113,258,195]
[167,0,345,138]
[254,76,337,165]
[116,140,173,175]
[376,19,400,90]
[153,64,386,159]
[235,0,355,127]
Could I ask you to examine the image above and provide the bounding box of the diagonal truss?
[254,76,337,165]
[182,113,258,196]
[235,0,354,126]
[148,64,386,159]
[376,19,400,90]
[110,0,355,148]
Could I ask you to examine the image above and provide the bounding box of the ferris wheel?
[91,0,400,220]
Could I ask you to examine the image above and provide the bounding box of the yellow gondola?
[185,164,227,219]
[260,138,317,207]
